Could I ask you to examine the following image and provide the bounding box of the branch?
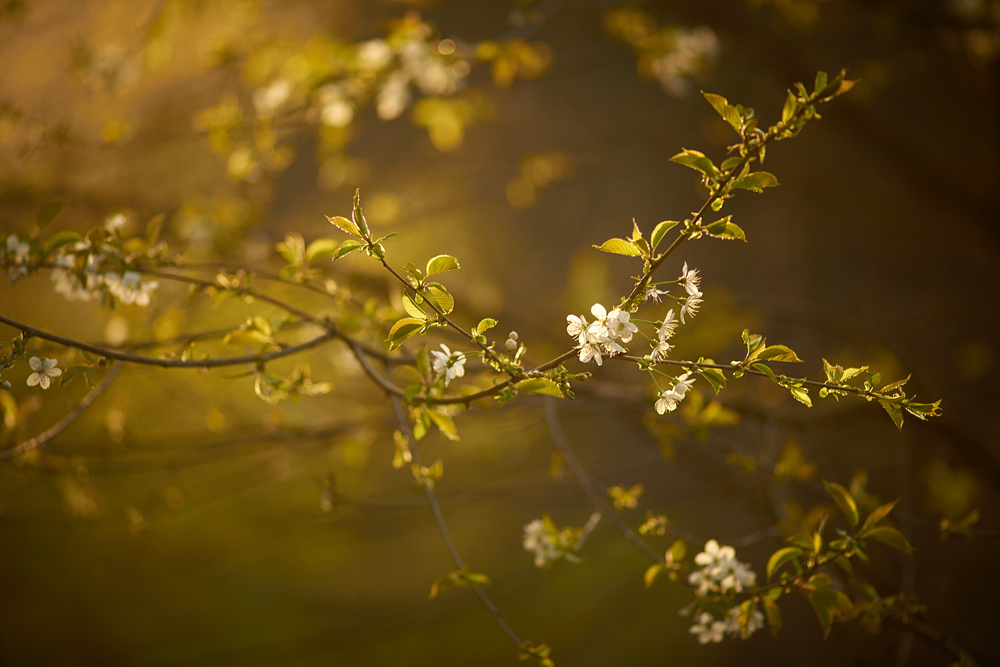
[0,361,123,461]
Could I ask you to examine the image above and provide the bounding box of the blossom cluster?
[4,234,31,280]
[251,18,471,129]
[688,607,764,644]
[566,303,638,366]
[688,539,758,597]
[522,518,582,569]
[655,371,695,414]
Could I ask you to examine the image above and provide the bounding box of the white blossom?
[253,79,292,117]
[723,606,764,639]
[105,271,158,307]
[566,314,589,345]
[655,372,694,414]
[641,284,667,303]
[651,309,678,362]
[356,39,392,71]
[678,261,700,291]
[578,343,604,366]
[377,70,411,120]
[27,357,62,390]
[523,519,563,568]
[680,286,703,324]
[689,612,727,644]
[316,84,355,127]
[688,539,758,596]
[604,308,638,343]
[104,213,130,232]
[430,344,466,386]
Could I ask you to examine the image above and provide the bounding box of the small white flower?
[654,372,694,414]
[105,270,158,307]
[316,84,355,127]
[604,308,638,343]
[6,234,30,261]
[566,314,589,344]
[678,262,700,290]
[27,357,62,390]
[377,70,411,120]
[253,78,292,117]
[689,613,726,644]
[658,309,678,340]
[723,606,764,639]
[680,288,703,324]
[356,39,393,71]
[641,284,667,303]
[651,339,673,363]
[523,519,563,568]
[430,344,466,386]
[578,343,604,366]
[104,213,130,232]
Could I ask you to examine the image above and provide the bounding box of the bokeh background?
[1,0,998,665]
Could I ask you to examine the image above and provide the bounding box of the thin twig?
[387,361,524,647]
[0,361,123,461]
[544,396,664,563]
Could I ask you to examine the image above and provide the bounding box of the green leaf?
[789,386,812,407]
[43,231,82,255]
[592,238,643,256]
[643,563,664,588]
[756,345,802,363]
[814,71,829,96]
[751,362,778,382]
[386,317,425,351]
[352,188,369,238]
[763,599,782,638]
[333,239,363,259]
[425,283,455,314]
[426,409,460,440]
[426,254,461,275]
[859,500,899,535]
[733,171,779,193]
[326,215,360,237]
[37,197,68,230]
[650,221,679,250]
[697,366,727,394]
[864,526,913,554]
[878,398,904,430]
[766,546,804,581]
[670,149,719,179]
[516,378,563,397]
[702,92,742,133]
[473,318,497,336]
[305,237,340,263]
[703,217,747,241]
[402,295,427,320]
[822,480,859,528]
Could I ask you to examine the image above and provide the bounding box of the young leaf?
[697,366,727,394]
[305,238,340,263]
[703,217,747,241]
[473,318,497,336]
[859,500,899,535]
[864,526,913,554]
[822,480,859,527]
[516,378,563,397]
[333,239,363,259]
[643,563,664,588]
[386,317,425,351]
[593,238,643,256]
[352,188,369,238]
[756,345,803,363]
[733,171,779,193]
[425,283,455,314]
[878,398,904,430]
[650,221,679,250]
[670,149,719,179]
[427,409,460,441]
[43,231,82,255]
[766,546,804,581]
[426,254,461,275]
[402,295,427,320]
[326,215,360,237]
[702,92,742,133]
[789,386,812,407]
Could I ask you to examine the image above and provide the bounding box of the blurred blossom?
[253,79,292,117]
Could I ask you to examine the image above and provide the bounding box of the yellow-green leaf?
[766,546,804,581]
[822,480,859,527]
[516,378,563,397]
[650,221,680,250]
[305,237,340,263]
[859,500,899,535]
[425,284,455,314]
[763,599,782,637]
[386,317,425,351]
[402,295,427,320]
[643,563,664,588]
[756,345,803,362]
[426,254,461,275]
[43,231,82,255]
[593,238,643,256]
[327,215,360,237]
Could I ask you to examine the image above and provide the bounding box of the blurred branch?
[0,361,123,461]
